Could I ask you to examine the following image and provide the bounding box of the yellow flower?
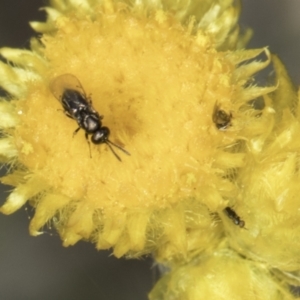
[5,0,300,299]
[0,0,274,263]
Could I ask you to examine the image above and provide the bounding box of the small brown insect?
[223,207,245,228]
[212,104,232,130]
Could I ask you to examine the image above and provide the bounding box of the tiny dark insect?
[212,104,232,130]
[223,206,245,228]
[50,73,130,161]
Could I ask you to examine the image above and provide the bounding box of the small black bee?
[212,104,232,130]
[50,74,130,161]
[223,207,245,228]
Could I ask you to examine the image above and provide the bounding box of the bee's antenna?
[106,140,130,162]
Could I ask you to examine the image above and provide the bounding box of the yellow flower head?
[150,244,295,300]
[0,0,274,262]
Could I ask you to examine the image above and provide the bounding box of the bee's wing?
[49,74,86,101]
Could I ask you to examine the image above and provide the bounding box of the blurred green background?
[0,1,299,299]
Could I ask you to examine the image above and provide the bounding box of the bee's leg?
[64,111,73,119]
[56,108,73,119]
[85,132,92,158]
[87,93,93,105]
[73,127,81,137]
